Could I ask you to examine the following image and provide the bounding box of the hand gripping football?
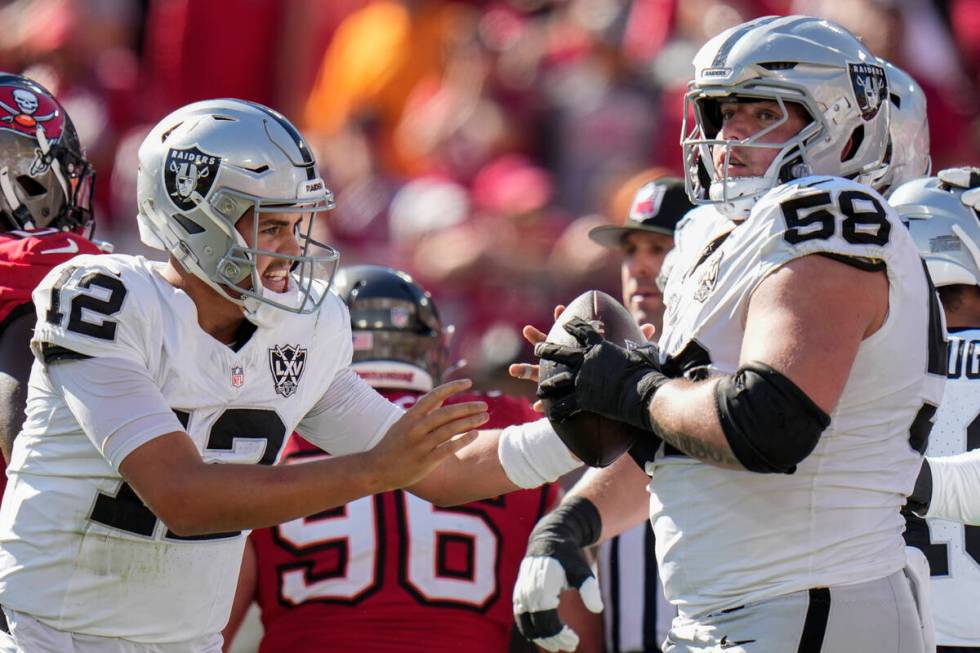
[539,290,647,467]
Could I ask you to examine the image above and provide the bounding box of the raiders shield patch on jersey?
[164,146,221,211]
[269,345,307,397]
[694,252,722,303]
[848,63,887,120]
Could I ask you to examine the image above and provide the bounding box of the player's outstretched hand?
[513,496,604,652]
[509,304,656,389]
[510,305,566,385]
[369,380,488,490]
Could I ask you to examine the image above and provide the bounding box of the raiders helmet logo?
[848,63,888,121]
[164,146,221,211]
[269,344,307,398]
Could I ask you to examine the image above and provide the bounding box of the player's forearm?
[925,450,980,525]
[409,429,521,506]
[569,455,651,543]
[158,451,390,536]
[649,377,744,470]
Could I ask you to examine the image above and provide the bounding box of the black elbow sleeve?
[714,362,831,474]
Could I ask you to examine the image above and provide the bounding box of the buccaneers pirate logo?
[164,146,221,211]
[0,86,61,139]
[269,345,307,398]
[0,80,66,177]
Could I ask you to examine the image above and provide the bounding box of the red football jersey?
[0,229,105,328]
[0,228,104,498]
[250,391,556,653]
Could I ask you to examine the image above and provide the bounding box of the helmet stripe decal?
[244,100,317,180]
[710,16,778,68]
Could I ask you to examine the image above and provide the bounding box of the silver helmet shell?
[682,15,892,219]
[137,98,338,316]
[891,176,980,287]
[878,60,931,196]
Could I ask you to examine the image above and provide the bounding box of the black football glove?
[535,317,670,431]
[513,496,604,652]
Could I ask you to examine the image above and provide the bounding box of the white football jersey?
[652,177,946,618]
[0,254,402,643]
[906,328,980,646]
[659,205,731,294]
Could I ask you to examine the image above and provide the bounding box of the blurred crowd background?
[3,0,977,393]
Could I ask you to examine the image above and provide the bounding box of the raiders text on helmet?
[681,16,892,219]
[136,98,338,317]
[0,73,94,233]
[333,265,450,392]
[892,175,980,287]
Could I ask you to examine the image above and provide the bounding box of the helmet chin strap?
[709,176,770,220]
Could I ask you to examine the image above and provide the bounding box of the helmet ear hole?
[16,175,46,197]
[841,126,865,163]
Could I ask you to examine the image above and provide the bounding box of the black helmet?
[0,73,95,233]
[333,265,449,390]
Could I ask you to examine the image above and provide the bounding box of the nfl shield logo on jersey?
[269,345,307,397]
[231,366,245,388]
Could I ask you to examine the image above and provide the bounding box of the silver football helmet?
[682,15,892,219]
[891,175,980,287]
[879,60,931,195]
[137,99,338,317]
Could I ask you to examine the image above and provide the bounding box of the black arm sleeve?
[715,361,831,474]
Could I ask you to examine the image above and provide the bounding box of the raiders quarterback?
[515,16,944,653]
[896,169,980,652]
[0,100,583,652]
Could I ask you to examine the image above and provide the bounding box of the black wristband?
[526,495,602,557]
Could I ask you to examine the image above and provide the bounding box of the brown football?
[539,290,648,467]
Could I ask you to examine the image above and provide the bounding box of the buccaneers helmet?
[0,73,94,233]
[333,265,450,392]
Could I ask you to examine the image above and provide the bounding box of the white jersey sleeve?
[30,254,161,368]
[927,450,980,524]
[47,356,184,469]
[296,366,403,456]
[753,176,894,282]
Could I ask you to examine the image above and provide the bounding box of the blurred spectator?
[0,0,973,389]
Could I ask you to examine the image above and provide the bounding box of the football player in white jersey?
[513,16,944,653]
[587,177,694,653]
[0,99,586,653]
[895,168,980,652]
